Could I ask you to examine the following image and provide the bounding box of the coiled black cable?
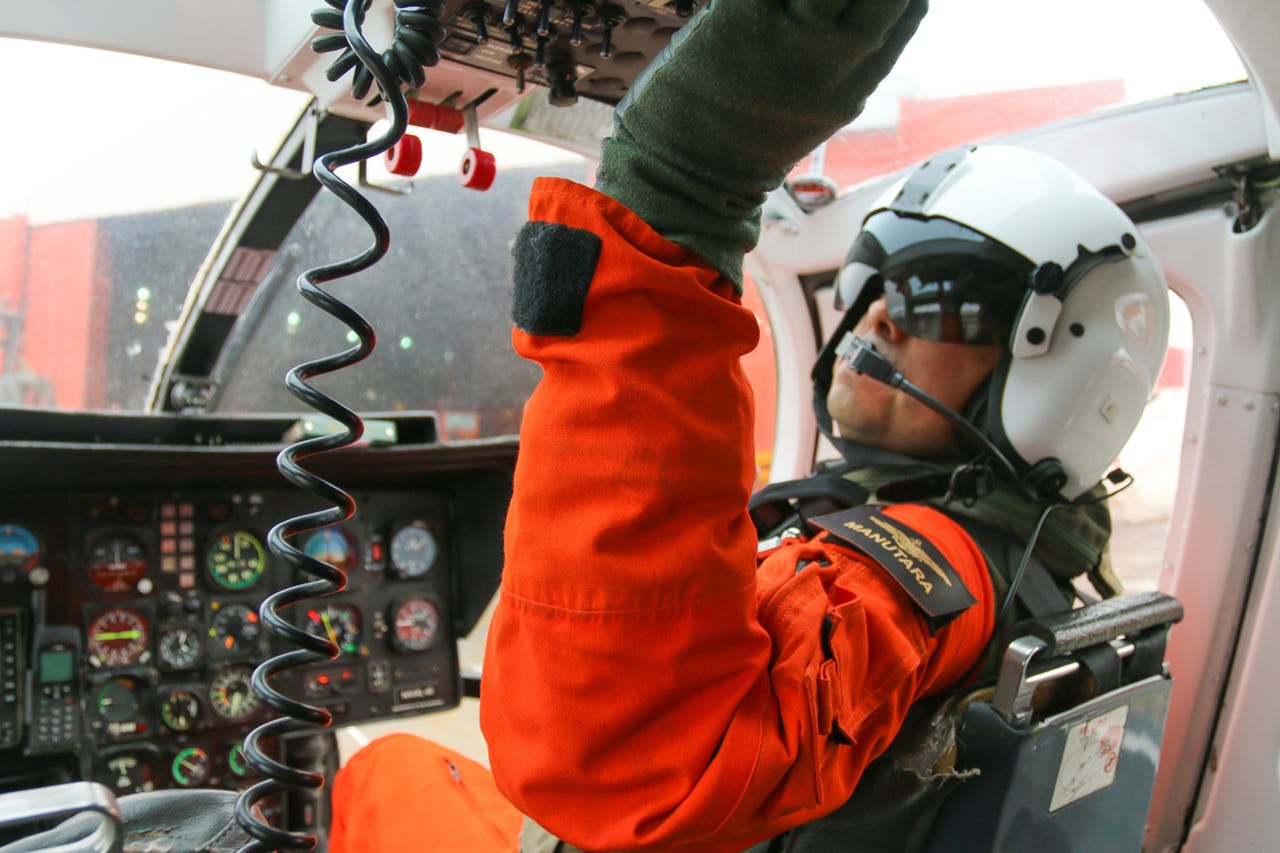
[235,1,444,850]
[311,0,448,105]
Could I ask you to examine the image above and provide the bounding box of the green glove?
[595,0,927,290]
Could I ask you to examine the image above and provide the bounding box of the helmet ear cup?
[997,257,1169,499]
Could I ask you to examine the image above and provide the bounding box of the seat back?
[926,591,1183,852]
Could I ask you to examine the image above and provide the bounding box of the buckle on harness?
[944,465,994,507]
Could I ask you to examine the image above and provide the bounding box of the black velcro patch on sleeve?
[511,220,602,336]
[811,506,977,633]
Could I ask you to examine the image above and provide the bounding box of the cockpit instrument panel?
[9,485,461,794]
[0,413,512,797]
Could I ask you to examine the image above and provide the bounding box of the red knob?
[459,147,496,190]
[386,134,423,176]
[406,100,465,133]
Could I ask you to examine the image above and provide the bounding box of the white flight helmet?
[832,145,1170,500]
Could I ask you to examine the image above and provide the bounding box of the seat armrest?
[1016,591,1183,656]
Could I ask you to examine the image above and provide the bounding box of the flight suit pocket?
[810,596,924,784]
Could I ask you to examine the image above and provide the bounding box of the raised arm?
[479,2,994,850]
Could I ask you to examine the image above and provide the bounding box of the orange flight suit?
[329,733,522,853]
[480,177,996,853]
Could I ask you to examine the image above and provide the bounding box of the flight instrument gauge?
[171,747,211,788]
[97,752,158,795]
[95,676,144,725]
[389,521,438,578]
[88,533,149,593]
[209,665,261,723]
[390,597,440,652]
[86,608,151,667]
[303,604,362,656]
[208,603,262,657]
[161,688,202,732]
[158,626,203,670]
[302,526,360,573]
[206,529,266,590]
[227,742,252,779]
[0,523,40,574]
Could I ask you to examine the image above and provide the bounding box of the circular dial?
[209,603,262,657]
[161,688,202,732]
[158,626,203,670]
[206,529,266,590]
[86,608,150,667]
[208,665,262,723]
[302,526,360,573]
[171,747,211,788]
[0,524,40,574]
[96,676,143,724]
[389,522,438,578]
[88,533,149,593]
[98,753,157,795]
[227,742,251,778]
[303,604,362,656]
[391,597,440,652]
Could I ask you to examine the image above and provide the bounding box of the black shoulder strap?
[749,473,870,538]
[944,513,1073,620]
[748,470,1072,621]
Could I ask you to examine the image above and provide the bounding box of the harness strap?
[750,473,1071,621]
[749,473,870,537]
[943,515,1071,620]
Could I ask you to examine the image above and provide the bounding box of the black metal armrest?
[1016,591,1184,656]
[994,591,1183,727]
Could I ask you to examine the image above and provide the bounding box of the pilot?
[333,0,1170,850]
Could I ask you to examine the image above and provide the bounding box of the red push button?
[459,147,496,190]
[386,135,423,176]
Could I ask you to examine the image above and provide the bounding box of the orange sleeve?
[480,178,994,852]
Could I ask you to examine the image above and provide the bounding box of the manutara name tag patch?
[811,506,976,631]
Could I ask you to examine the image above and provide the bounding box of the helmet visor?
[836,213,1034,346]
[883,255,1029,345]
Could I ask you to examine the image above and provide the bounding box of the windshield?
[212,153,592,438]
[1,0,1247,424]
[0,39,309,411]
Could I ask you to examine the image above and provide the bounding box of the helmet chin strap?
[835,333,1037,501]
